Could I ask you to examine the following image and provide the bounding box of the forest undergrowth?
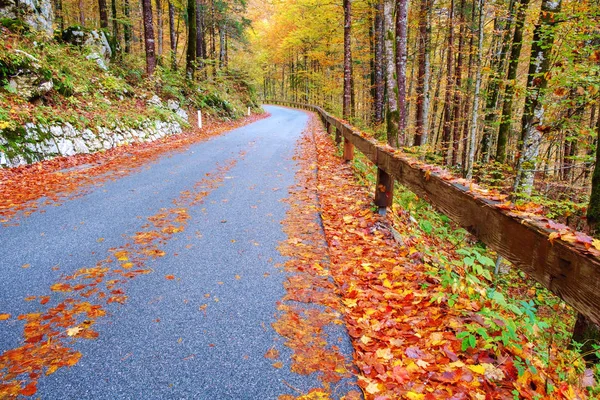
[299,111,598,399]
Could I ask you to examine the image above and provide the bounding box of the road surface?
[0,106,356,399]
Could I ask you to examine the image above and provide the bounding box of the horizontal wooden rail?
[266,100,600,327]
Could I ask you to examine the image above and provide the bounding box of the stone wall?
[0,98,189,168]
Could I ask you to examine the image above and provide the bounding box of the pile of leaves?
[287,113,596,398]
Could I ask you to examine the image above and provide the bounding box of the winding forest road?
[0,106,357,399]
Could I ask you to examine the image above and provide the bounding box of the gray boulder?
[0,0,53,34]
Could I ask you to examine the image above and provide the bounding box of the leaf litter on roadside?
[276,113,591,399]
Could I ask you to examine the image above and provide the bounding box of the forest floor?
[0,106,596,399]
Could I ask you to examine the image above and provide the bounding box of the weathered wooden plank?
[375,168,394,209]
[343,138,354,161]
[375,147,600,325]
[342,129,378,163]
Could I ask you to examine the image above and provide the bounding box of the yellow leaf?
[365,381,380,394]
[468,364,486,375]
[272,362,283,369]
[360,335,372,345]
[122,262,133,269]
[592,239,600,251]
[376,348,393,360]
[343,298,358,308]
[416,359,430,369]
[383,279,393,289]
[66,326,83,336]
[406,391,425,400]
[548,232,559,244]
[343,215,353,224]
[561,232,577,243]
[0,313,11,321]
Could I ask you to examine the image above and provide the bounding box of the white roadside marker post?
[197,110,202,129]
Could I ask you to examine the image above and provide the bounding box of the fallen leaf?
[20,382,37,396]
[66,326,83,336]
[264,348,280,359]
[272,361,283,369]
[406,392,424,400]
[165,275,175,280]
[0,313,11,321]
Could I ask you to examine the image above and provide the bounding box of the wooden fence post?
[343,136,354,161]
[335,127,342,145]
[375,168,394,212]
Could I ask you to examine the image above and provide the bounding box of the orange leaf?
[165,275,175,280]
[264,348,280,359]
[0,313,11,321]
[20,382,37,396]
[272,361,283,369]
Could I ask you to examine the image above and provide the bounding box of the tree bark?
[79,0,85,25]
[513,0,561,195]
[123,0,131,53]
[186,0,196,77]
[441,0,455,164]
[219,25,226,68]
[496,0,530,163]
[395,0,408,147]
[169,1,176,69]
[384,0,398,147]
[54,0,64,30]
[343,0,353,120]
[414,0,431,146]
[466,0,485,179]
[373,0,385,125]
[98,0,109,29]
[142,0,157,74]
[588,110,600,234]
[451,0,466,166]
[195,0,204,69]
[156,0,163,57]
[481,0,516,162]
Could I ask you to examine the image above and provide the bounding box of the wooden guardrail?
[267,99,600,327]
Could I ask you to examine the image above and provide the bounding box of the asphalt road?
[0,106,356,399]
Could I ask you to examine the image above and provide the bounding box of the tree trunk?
[156,0,163,57]
[414,0,431,146]
[467,0,485,179]
[98,0,109,29]
[123,0,131,53]
[343,0,353,120]
[451,0,465,166]
[195,0,204,69]
[373,0,385,125]
[481,0,516,162]
[79,0,85,25]
[54,0,64,30]
[219,25,226,68]
[395,0,408,146]
[109,0,118,53]
[169,1,176,69]
[186,0,196,77]
[441,0,455,164]
[142,0,157,74]
[588,110,600,234]
[513,0,562,195]
[384,0,398,147]
[496,0,530,163]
